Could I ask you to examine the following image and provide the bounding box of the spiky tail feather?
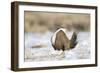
[70,32,77,48]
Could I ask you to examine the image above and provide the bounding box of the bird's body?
[52,30,70,51]
[51,28,77,54]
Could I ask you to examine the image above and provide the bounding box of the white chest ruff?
[51,28,74,45]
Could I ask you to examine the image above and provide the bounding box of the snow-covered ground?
[24,32,91,62]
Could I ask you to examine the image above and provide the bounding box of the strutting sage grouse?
[51,28,77,56]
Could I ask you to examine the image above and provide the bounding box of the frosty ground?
[25,32,91,62]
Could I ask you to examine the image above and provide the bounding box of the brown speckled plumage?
[52,29,77,51]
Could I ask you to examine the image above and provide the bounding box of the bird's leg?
[59,51,65,58]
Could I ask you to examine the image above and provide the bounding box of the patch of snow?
[25,31,91,62]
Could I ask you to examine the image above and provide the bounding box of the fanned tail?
[70,32,77,48]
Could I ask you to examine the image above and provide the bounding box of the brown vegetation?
[24,11,90,33]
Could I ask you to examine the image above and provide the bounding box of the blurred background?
[24,11,91,61]
[24,11,90,33]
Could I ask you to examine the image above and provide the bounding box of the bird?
[51,28,77,57]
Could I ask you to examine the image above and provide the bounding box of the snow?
[24,32,91,62]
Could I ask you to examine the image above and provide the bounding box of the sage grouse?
[51,28,77,55]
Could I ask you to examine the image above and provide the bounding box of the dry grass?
[24,11,90,33]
